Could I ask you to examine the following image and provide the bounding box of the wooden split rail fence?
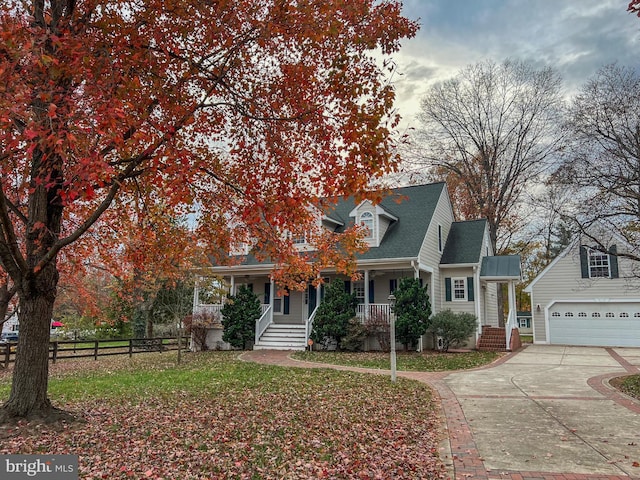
[0,336,189,368]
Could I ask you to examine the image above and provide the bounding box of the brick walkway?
[240,349,640,480]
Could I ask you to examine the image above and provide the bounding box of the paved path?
[241,346,640,480]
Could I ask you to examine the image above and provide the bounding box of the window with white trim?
[588,248,611,278]
[564,312,574,317]
[353,281,365,305]
[578,312,587,317]
[453,278,467,301]
[606,312,614,318]
[552,312,561,317]
[359,212,374,239]
[517,317,531,328]
[592,312,601,317]
[620,312,629,317]
[635,313,640,318]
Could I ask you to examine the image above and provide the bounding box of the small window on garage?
[565,312,574,317]
[578,312,587,317]
[635,313,640,317]
[552,312,561,317]
[620,312,629,317]
[592,312,601,317]
[606,312,614,318]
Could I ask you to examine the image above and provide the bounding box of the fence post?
[94,340,98,360]
[129,338,133,358]
[52,341,58,364]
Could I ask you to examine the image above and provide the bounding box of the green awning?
[480,255,521,280]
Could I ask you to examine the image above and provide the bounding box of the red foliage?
[629,1,640,16]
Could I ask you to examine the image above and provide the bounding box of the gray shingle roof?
[331,182,446,261]
[480,255,521,279]
[223,182,447,266]
[439,219,487,265]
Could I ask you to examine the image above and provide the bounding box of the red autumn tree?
[629,1,640,16]
[0,0,417,421]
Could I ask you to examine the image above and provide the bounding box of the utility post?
[388,293,397,383]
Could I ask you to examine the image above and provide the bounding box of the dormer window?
[359,211,374,239]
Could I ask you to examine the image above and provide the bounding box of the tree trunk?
[2,265,62,421]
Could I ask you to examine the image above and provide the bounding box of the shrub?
[428,309,477,352]
[365,310,391,352]
[394,278,432,350]
[339,317,368,351]
[183,312,217,351]
[311,279,357,349]
[221,285,262,350]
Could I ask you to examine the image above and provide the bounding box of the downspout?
[411,260,423,352]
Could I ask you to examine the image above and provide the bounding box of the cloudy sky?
[392,0,640,128]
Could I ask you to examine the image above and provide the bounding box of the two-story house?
[193,182,521,350]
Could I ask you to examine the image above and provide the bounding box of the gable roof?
[331,182,446,261]
[440,219,488,265]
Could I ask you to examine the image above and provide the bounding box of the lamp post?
[387,293,397,383]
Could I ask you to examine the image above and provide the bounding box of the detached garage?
[547,301,640,347]
[525,228,640,347]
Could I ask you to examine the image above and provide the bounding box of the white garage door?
[548,302,640,347]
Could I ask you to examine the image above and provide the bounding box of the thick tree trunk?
[2,264,62,421]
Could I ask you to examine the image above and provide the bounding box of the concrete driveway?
[444,345,640,477]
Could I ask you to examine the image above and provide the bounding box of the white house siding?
[419,187,455,314]
[530,244,640,344]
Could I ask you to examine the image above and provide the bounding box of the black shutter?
[445,278,452,302]
[579,246,589,278]
[467,277,474,302]
[284,291,290,315]
[264,283,270,305]
[369,280,375,303]
[609,244,619,279]
[389,279,397,294]
[344,280,351,293]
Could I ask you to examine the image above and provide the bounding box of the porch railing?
[193,304,224,322]
[255,305,273,344]
[306,305,319,346]
[356,304,391,323]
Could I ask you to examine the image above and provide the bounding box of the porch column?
[507,279,517,350]
[364,270,370,318]
[270,277,275,323]
[192,277,200,313]
[230,275,235,296]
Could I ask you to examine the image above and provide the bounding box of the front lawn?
[292,350,501,371]
[0,352,446,479]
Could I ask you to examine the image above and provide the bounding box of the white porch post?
[475,266,482,341]
[364,270,370,319]
[230,275,235,296]
[270,277,275,323]
[316,282,321,303]
[506,279,516,351]
[192,277,200,313]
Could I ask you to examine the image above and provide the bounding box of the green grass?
[519,335,533,343]
[619,374,640,400]
[291,350,501,371]
[0,351,447,479]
